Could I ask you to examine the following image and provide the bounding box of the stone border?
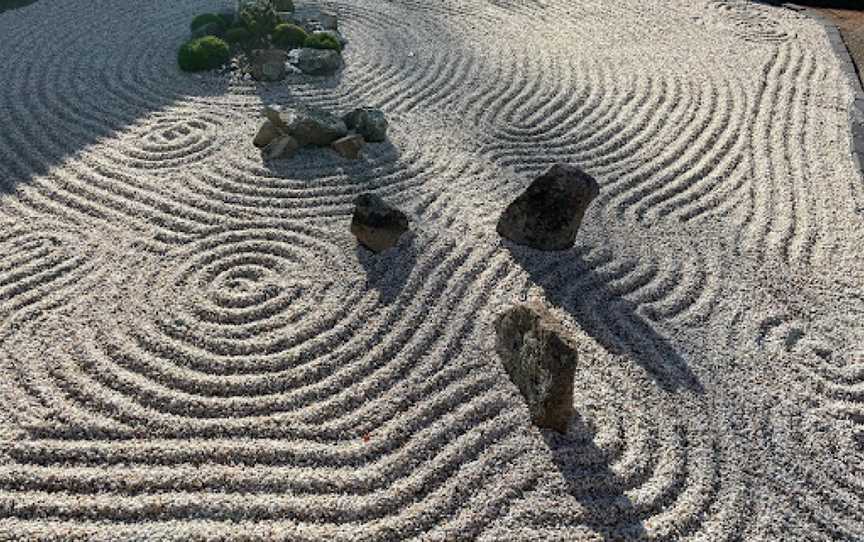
[785,3,864,174]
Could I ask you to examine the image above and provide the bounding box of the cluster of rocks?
[254,105,388,160]
[345,164,599,434]
[252,5,346,80]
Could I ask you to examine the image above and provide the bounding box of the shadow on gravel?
[507,245,704,394]
[543,412,649,540]
[355,232,418,305]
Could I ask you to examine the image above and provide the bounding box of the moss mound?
[273,23,308,49]
[304,32,341,51]
[178,36,231,72]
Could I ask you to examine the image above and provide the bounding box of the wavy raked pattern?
[0,0,862,540]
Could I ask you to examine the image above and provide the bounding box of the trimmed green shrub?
[190,13,225,32]
[178,36,231,72]
[304,33,341,51]
[225,26,252,45]
[272,23,308,49]
[239,0,279,48]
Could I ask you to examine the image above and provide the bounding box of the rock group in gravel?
[254,105,388,161]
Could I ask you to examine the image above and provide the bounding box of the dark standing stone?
[351,193,409,253]
[494,301,578,434]
[497,164,599,251]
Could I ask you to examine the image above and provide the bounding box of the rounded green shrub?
[225,26,252,45]
[304,32,341,51]
[178,36,231,72]
[190,13,225,32]
[272,23,308,48]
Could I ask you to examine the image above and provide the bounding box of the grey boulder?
[264,105,347,147]
[497,164,599,251]
[494,301,578,434]
[351,193,409,253]
[253,120,281,148]
[250,49,289,82]
[293,47,342,76]
[343,108,388,143]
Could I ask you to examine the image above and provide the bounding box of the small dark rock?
[351,193,409,253]
[343,108,388,143]
[494,301,578,434]
[497,164,599,251]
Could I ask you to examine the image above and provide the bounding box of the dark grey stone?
[497,164,599,251]
[343,108,388,143]
[350,193,409,253]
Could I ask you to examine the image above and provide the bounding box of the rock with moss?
[494,300,578,434]
[343,108,388,143]
[178,36,231,72]
[292,47,341,75]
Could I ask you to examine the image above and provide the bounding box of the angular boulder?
[293,48,342,76]
[343,108,388,143]
[331,134,364,160]
[497,164,599,251]
[262,135,300,160]
[351,193,409,253]
[253,120,281,148]
[494,301,577,434]
[250,49,289,82]
[264,105,347,147]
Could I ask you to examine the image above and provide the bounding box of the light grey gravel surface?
[0,0,863,540]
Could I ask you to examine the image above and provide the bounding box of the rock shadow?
[355,231,418,305]
[507,244,703,394]
[542,412,649,540]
